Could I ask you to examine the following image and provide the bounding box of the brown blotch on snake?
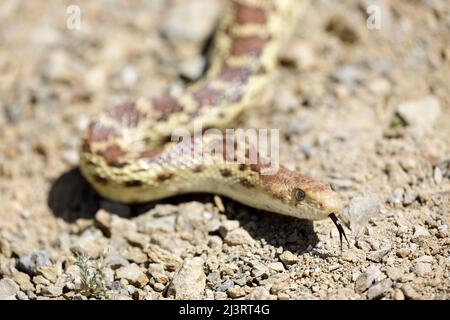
[106,101,144,127]
[192,165,204,173]
[218,65,252,84]
[156,173,174,182]
[239,178,255,188]
[92,174,108,185]
[192,85,225,107]
[152,97,183,121]
[235,4,267,24]
[231,36,271,57]
[219,168,233,177]
[124,180,143,187]
[96,145,127,167]
[87,123,116,142]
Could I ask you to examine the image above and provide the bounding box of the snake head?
[259,166,343,221]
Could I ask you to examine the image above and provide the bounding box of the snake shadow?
[48,167,319,254]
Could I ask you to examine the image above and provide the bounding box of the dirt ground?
[0,0,449,300]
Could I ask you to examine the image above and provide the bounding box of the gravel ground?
[0,0,449,300]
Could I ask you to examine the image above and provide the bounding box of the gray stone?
[219,220,240,238]
[148,263,169,284]
[0,278,20,299]
[247,287,270,300]
[367,279,393,300]
[388,187,404,206]
[413,226,430,238]
[227,286,246,299]
[414,262,432,277]
[167,257,206,299]
[216,279,234,292]
[115,264,149,288]
[355,266,382,293]
[146,244,182,271]
[13,272,34,292]
[386,267,404,282]
[396,96,441,137]
[223,229,254,246]
[401,283,421,300]
[367,247,392,263]
[341,193,381,234]
[18,251,51,276]
[177,55,205,80]
[279,251,299,266]
[433,166,443,184]
[268,262,285,273]
[104,250,129,270]
[162,0,221,45]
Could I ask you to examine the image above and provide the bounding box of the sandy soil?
[0,0,448,300]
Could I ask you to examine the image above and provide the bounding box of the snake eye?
[294,188,306,201]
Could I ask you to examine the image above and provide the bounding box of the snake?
[79,0,349,248]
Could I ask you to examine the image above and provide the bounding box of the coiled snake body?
[80,0,348,246]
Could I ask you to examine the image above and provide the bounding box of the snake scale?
[80,0,349,247]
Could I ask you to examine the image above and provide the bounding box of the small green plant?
[75,253,107,299]
[389,114,407,129]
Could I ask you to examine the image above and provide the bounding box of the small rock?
[367,247,392,263]
[62,149,79,166]
[328,178,353,190]
[13,272,34,292]
[247,287,270,300]
[392,288,405,300]
[177,55,205,80]
[396,96,441,137]
[123,232,149,249]
[216,279,234,292]
[167,257,206,299]
[162,0,221,45]
[0,278,20,299]
[413,226,430,238]
[223,228,254,246]
[146,244,182,271]
[270,274,290,295]
[39,284,63,297]
[341,193,381,234]
[401,283,421,300]
[95,209,137,236]
[433,166,443,184]
[115,264,149,288]
[388,187,404,206]
[414,262,432,277]
[251,261,269,278]
[386,267,404,282]
[219,220,240,237]
[279,251,299,266]
[354,266,382,293]
[153,282,165,292]
[148,263,169,284]
[104,251,129,269]
[396,248,411,258]
[273,89,299,112]
[227,286,246,299]
[18,251,51,276]
[402,190,418,205]
[37,266,59,283]
[70,236,103,259]
[125,247,148,264]
[268,262,285,273]
[414,255,433,263]
[367,279,393,300]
